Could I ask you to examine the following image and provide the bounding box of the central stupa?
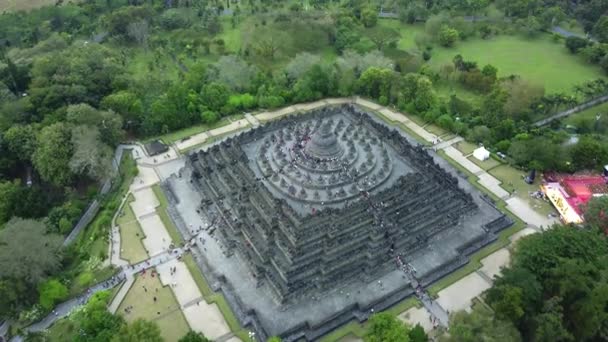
[304,121,343,159]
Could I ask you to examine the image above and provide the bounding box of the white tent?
[473,146,490,161]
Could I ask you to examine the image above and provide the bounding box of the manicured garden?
[117,195,149,264]
[117,272,190,342]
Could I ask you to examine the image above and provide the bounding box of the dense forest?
[0,0,607,340]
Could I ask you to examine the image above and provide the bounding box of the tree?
[361,6,378,28]
[413,76,436,112]
[38,278,68,310]
[3,124,37,162]
[539,6,565,29]
[69,126,114,181]
[445,305,521,342]
[569,135,607,170]
[532,297,573,342]
[336,50,393,76]
[285,53,321,81]
[583,196,608,234]
[211,55,257,92]
[200,82,230,112]
[66,103,125,146]
[565,36,590,54]
[0,218,62,284]
[593,16,608,43]
[179,331,211,342]
[438,26,459,47]
[73,291,125,342]
[518,16,541,37]
[29,44,124,115]
[481,64,498,81]
[255,37,278,59]
[32,123,73,186]
[101,91,143,129]
[487,285,525,323]
[365,312,410,342]
[102,6,153,39]
[408,324,428,342]
[127,20,149,48]
[0,180,20,225]
[113,319,163,342]
[501,78,545,120]
[357,67,394,102]
[367,26,400,50]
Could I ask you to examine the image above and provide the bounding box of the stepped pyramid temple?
[162,104,512,341]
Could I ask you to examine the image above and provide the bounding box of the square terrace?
[160,104,512,341]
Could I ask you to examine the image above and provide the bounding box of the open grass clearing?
[117,195,149,264]
[0,0,55,12]
[426,34,603,93]
[377,20,425,52]
[117,271,189,342]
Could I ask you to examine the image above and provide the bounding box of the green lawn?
[151,184,184,244]
[127,49,182,82]
[426,34,603,93]
[0,0,55,12]
[46,318,77,341]
[117,195,149,264]
[152,114,244,144]
[563,101,608,125]
[489,164,557,216]
[117,272,190,342]
[467,155,502,171]
[377,20,425,51]
[219,17,243,53]
[454,141,478,155]
[423,123,448,136]
[434,81,483,107]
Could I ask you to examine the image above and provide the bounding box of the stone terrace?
[162,104,512,340]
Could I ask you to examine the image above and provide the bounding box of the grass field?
[454,140,478,155]
[563,102,608,125]
[117,272,190,342]
[0,0,55,12]
[427,34,603,93]
[377,20,425,51]
[117,195,149,264]
[467,155,502,170]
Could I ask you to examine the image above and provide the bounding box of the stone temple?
[162,104,512,340]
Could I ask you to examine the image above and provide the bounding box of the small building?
[144,140,169,157]
[473,146,490,161]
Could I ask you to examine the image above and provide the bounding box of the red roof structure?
[542,173,608,223]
